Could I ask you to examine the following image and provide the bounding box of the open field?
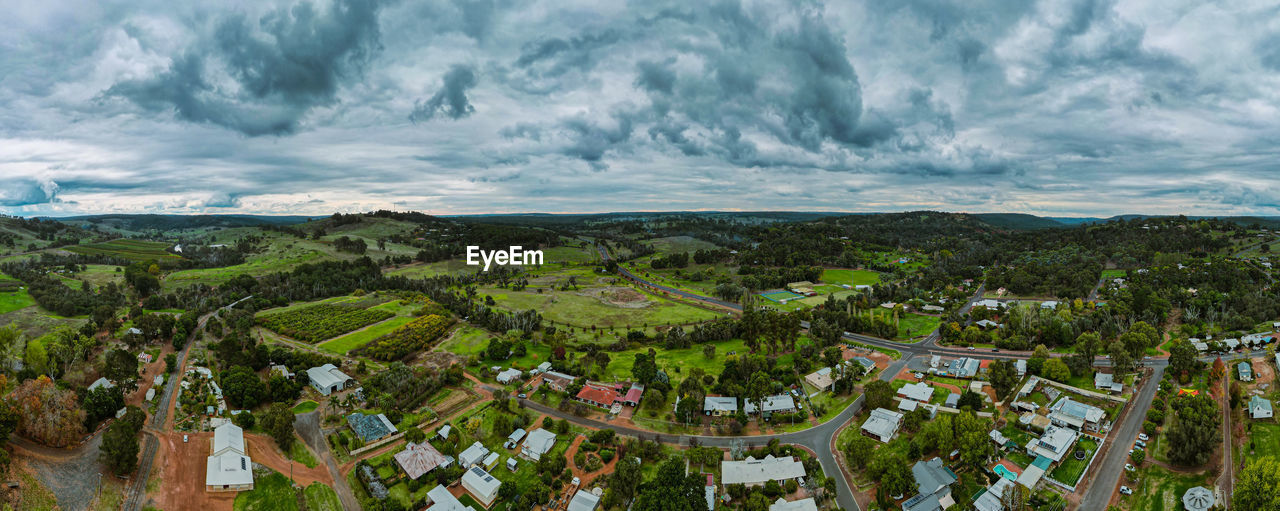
[233,472,296,511]
[1248,420,1280,457]
[482,284,722,329]
[0,288,34,314]
[66,239,180,261]
[897,313,941,339]
[1124,465,1213,511]
[820,268,882,286]
[316,316,415,354]
[646,235,719,254]
[1101,269,1128,279]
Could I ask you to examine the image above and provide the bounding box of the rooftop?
[721,455,807,486]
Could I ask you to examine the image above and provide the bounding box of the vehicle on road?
[183,435,188,443]
[968,346,976,351]
[1138,433,1149,441]
[992,348,1000,352]
[518,393,526,399]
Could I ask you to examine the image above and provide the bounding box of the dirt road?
[296,411,361,511]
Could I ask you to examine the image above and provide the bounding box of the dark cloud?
[634,60,676,94]
[104,0,386,136]
[0,178,59,206]
[409,64,479,122]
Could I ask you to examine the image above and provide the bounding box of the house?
[425,484,471,511]
[1094,372,1123,393]
[903,457,957,511]
[898,382,934,403]
[769,497,819,511]
[1250,396,1273,420]
[496,368,523,384]
[972,476,1015,511]
[1239,362,1254,382]
[505,428,527,449]
[704,396,739,416]
[347,413,397,443]
[395,442,448,480]
[989,429,1009,448]
[568,489,602,511]
[899,400,920,413]
[88,377,114,392]
[861,408,904,443]
[437,425,452,440]
[535,361,552,373]
[619,383,645,407]
[307,364,353,395]
[576,383,620,408]
[206,423,254,492]
[506,458,518,472]
[851,356,876,371]
[1226,338,1241,350]
[948,357,982,378]
[269,364,293,379]
[138,352,152,364]
[805,367,835,391]
[1040,301,1059,309]
[974,299,1002,309]
[542,371,577,391]
[145,388,156,401]
[720,455,807,487]
[944,393,960,408]
[975,319,1001,329]
[1027,426,1079,463]
[1048,398,1105,431]
[1193,341,1209,352]
[461,466,501,507]
[922,305,945,312]
[459,442,490,468]
[521,429,557,461]
[1182,486,1215,511]
[743,394,797,418]
[1015,360,1026,377]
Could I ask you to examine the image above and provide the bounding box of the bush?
[1130,449,1145,465]
[1143,421,1157,435]
[784,479,799,494]
[579,441,599,452]
[585,455,603,472]
[599,449,615,462]
[574,452,587,469]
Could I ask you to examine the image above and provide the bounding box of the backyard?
[1048,437,1098,487]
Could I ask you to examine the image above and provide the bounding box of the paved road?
[1078,365,1164,511]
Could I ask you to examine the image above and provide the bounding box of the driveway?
[296,411,361,511]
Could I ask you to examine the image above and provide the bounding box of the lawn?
[292,400,319,414]
[599,337,781,382]
[289,439,321,468]
[233,472,297,511]
[1048,437,1098,487]
[1101,269,1128,280]
[1248,421,1280,458]
[897,313,941,340]
[482,283,722,329]
[303,483,342,511]
[820,268,882,286]
[1125,465,1213,511]
[316,316,415,354]
[0,289,34,314]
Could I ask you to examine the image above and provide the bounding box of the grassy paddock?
[820,268,882,286]
[316,316,415,354]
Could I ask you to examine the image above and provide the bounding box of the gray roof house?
[347,413,397,443]
[520,429,557,461]
[861,408,904,443]
[1238,362,1254,382]
[902,457,958,511]
[898,382,934,403]
[704,396,739,416]
[743,394,797,417]
[973,476,1015,511]
[307,364,353,396]
[721,455,807,487]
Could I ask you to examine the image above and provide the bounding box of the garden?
[257,303,395,343]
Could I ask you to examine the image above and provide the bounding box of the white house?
[459,441,490,468]
[743,394,797,418]
[206,423,254,492]
[307,364,353,395]
[568,489,602,511]
[769,497,819,511]
[461,466,501,507]
[703,396,739,416]
[721,455,807,487]
[1251,396,1274,420]
[898,382,934,403]
[861,408,904,443]
[425,484,470,511]
[521,428,557,461]
[496,368,523,384]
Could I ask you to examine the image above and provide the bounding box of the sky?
[2,0,1279,218]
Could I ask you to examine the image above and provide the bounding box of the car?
[1120,486,1133,495]
[1138,433,1149,442]
[1135,440,1146,448]
[891,493,904,500]
[797,403,804,410]
[968,346,976,351]
[517,393,526,399]
[1125,464,1135,471]
[992,348,1000,352]
[183,434,188,443]
[914,372,925,379]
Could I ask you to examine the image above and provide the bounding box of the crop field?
[820,268,882,286]
[164,232,404,289]
[66,239,180,261]
[352,314,455,360]
[317,316,415,354]
[257,303,395,343]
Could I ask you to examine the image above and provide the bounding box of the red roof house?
[576,385,620,408]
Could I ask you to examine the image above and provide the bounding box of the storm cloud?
[0,0,1278,217]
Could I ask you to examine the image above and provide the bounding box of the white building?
[496,368,523,384]
[521,428,557,461]
[459,441,490,468]
[1028,426,1079,463]
[307,364,353,395]
[206,423,254,492]
[861,408,904,443]
[769,497,819,511]
[743,394,797,418]
[568,489,602,511]
[461,466,501,507]
[721,455,807,487]
[1250,396,1273,420]
[425,484,472,511]
[898,382,934,403]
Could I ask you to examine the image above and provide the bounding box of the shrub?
[579,441,599,452]
[599,448,615,462]
[354,314,455,360]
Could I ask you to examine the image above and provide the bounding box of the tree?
[1129,449,1145,465]
[1210,357,1226,382]
[745,371,770,419]
[953,411,995,472]
[957,390,983,411]
[1166,393,1219,466]
[232,411,256,429]
[1000,482,1030,511]
[864,380,894,411]
[916,414,955,454]
[1042,358,1071,382]
[988,359,1018,401]
[1168,338,1198,379]
[1234,456,1280,510]
[260,403,296,451]
[702,344,715,359]
[842,435,876,470]
[100,419,140,474]
[632,350,659,386]
[83,384,125,428]
[405,428,426,444]
[104,348,140,392]
[11,376,86,447]
[1107,340,1132,374]
[221,366,266,409]
[868,448,913,498]
[632,457,707,511]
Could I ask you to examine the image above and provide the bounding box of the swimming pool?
[993,464,1018,481]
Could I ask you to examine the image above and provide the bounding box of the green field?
[646,236,719,254]
[897,313,941,339]
[1101,269,1128,280]
[1124,466,1213,511]
[316,316,415,354]
[303,483,342,511]
[233,472,297,511]
[0,289,34,314]
[1249,421,1280,458]
[289,439,320,468]
[292,400,319,414]
[820,269,882,286]
[66,239,180,261]
[483,284,722,329]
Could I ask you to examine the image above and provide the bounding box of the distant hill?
[971,213,1067,230]
[53,214,317,232]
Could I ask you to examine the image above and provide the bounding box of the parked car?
[1135,440,1147,448]
[183,434,188,443]
[992,348,1000,352]
[1120,486,1133,495]
[1138,433,1149,442]
[1125,464,1135,471]
[968,346,976,351]
[517,393,526,399]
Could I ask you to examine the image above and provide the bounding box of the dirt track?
[10,434,106,511]
[149,431,235,511]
